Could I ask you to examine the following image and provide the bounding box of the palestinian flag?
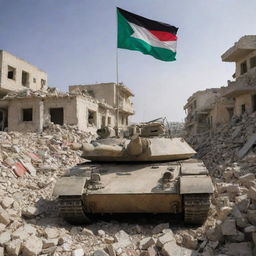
[117,7,178,62]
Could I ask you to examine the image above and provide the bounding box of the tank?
[53,123,214,225]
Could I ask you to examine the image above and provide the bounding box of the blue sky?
[0,0,256,122]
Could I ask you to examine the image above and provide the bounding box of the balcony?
[222,36,256,62]
[222,68,256,97]
[119,102,135,114]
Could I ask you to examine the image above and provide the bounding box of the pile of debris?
[1,114,256,255]
[186,112,256,255]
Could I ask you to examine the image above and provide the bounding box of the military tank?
[53,122,214,225]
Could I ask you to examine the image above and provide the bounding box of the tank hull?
[53,159,214,225]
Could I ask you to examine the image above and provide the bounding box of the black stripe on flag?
[117,7,178,35]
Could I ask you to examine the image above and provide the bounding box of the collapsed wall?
[185,112,256,255]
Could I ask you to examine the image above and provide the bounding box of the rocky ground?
[0,118,256,256]
[188,112,256,255]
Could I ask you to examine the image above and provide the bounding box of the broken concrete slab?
[237,133,256,158]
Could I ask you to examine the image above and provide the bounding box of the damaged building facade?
[184,35,256,137]
[69,82,134,130]
[0,50,134,132]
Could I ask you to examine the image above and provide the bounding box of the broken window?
[121,116,124,125]
[108,117,111,125]
[22,108,33,121]
[227,107,234,120]
[22,71,29,87]
[41,79,46,89]
[250,56,256,69]
[101,116,106,127]
[50,108,64,125]
[88,110,96,126]
[33,78,36,83]
[240,61,247,75]
[7,66,16,80]
[241,104,246,114]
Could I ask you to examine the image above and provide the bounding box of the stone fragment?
[238,133,256,158]
[139,237,155,250]
[42,238,59,249]
[22,236,43,256]
[248,186,256,200]
[229,231,245,242]
[22,206,40,218]
[227,242,253,256]
[156,231,175,248]
[236,216,250,228]
[105,236,115,244]
[93,249,109,256]
[6,239,21,256]
[181,233,198,250]
[0,224,5,233]
[98,229,106,237]
[206,223,223,241]
[72,248,84,256]
[81,228,94,236]
[217,206,232,221]
[208,241,219,249]
[41,246,57,254]
[239,173,255,186]
[162,241,194,256]
[114,230,132,248]
[44,227,59,239]
[247,209,256,225]
[152,223,169,234]
[0,231,11,246]
[235,194,250,212]
[1,197,14,209]
[244,225,256,233]
[0,208,10,225]
[107,244,116,256]
[147,246,157,256]
[22,162,37,176]
[221,218,237,236]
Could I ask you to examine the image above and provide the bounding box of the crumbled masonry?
[0,116,255,255]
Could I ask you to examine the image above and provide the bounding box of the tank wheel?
[58,196,91,224]
[184,193,211,225]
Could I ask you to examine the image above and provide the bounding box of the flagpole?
[115,7,119,136]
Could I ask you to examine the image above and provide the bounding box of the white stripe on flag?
[129,22,177,52]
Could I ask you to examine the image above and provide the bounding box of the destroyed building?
[184,35,256,137]
[221,35,256,116]
[0,51,134,132]
[69,83,135,129]
[184,88,221,136]
[0,50,48,96]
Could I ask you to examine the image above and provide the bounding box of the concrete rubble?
[0,113,256,255]
[186,111,256,255]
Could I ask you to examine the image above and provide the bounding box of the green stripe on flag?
[117,10,176,62]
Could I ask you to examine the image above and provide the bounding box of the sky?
[0,0,256,122]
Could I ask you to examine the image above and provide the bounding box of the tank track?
[184,194,211,225]
[58,196,91,224]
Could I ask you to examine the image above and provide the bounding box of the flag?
[117,7,178,62]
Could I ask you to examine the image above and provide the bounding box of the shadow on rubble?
[29,198,195,232]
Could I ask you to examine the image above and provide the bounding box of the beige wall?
[44,97,78,127]
[234,94,254,116]
[70,84,116,107]
[0,50,48,93]
[235,50,256,78]
[209,102,232,129]
[8,98,43,132]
